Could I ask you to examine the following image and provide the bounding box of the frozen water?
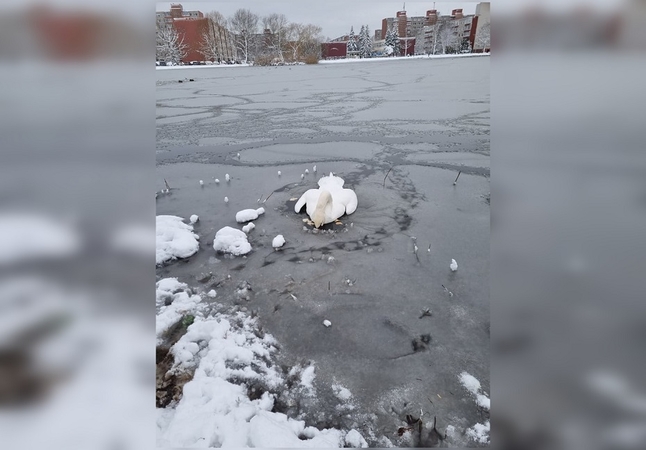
[157,56,489,446]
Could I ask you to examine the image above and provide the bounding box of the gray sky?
[156,1,481,40]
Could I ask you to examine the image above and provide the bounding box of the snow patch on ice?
[236,207,265,223]
[155,278,203,344]
[459,371,490,444]
[272,234,286,249]
[213,226,251,255]
[345,428,369,448]
[242,222,255,233]
[156,215,199,265]
[300,365,316,390]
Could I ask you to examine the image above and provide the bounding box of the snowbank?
[157,301,362,448]
[213,226,251,255]
[236,207,265,223]
[156,215,200,265]
[156,63,252,70]
[156,278,203,344]
[319,53,489,65]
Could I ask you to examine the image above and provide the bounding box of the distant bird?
[278,171,282,176]
[224,196,229,203]
[215,178,220,184]
[199,180,204,186]
[295,172,358,228]
[450,259,458,272]
[301,174,305,180]
[305,169,309,174]
[225,174,230,182]
[313,165,317,173]
[237,152,240,158]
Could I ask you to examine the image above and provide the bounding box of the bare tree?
[284,23,322,61]
[229,8,259,63]
[262,13,288,62]
[438,22,459,54]
[475,22,490,51]
[156,22,187,64]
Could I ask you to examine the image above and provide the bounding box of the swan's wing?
[318,173,344,188]
[294,189,318,213]
[342,189,358,215]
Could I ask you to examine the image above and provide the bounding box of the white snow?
[272,234,286,249]
[313,165,317,172]
[332,384,352,401]
[459,371,490,444]
[207,289,217,298]
[215,178,220,184]
[323,319,332,327]
[278,170,282,176]
[213,226,252,255]
[319,53,490,65]
[156,62,253,70]
[465,421,490,444]
[156,215,200,265]
[450,259,458,271]
[155,278,203,344]
[189,214,199,224]
[300,365,316,389]
[345,429,369,448]
[224,196,229,203]
[156,294,359,448]
[236,207,265,223]
[199,180,203,186]
[225,173,230,182]
[0,212,81,265]
[305,169,309,174]
[242,222,255,233]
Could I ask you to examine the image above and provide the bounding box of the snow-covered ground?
[157,56,489,447]
[319,53,490,64]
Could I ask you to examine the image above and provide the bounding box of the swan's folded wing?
[343,189,358,215]
[294,189,317,213]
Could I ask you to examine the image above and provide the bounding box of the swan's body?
[294,173,358,228]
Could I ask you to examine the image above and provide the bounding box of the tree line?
[156,8,323,65]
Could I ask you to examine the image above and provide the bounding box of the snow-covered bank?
[319,53,490,64]
[156,63,252,70]
[156,278,367,448]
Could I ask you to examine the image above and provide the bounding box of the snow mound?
[0,212,81,265]
[111,224,153,256]
[156,215,199,265]
[332,384,352,401]
[157,304,360,448]
[189,214,199,224]
[345,429,369,448]
[213,226,251,255]
[242,222,255,233]
[466,421,490,444]
[272,234,285,249]
[236,207,265,223]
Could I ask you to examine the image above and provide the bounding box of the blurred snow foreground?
[156,278,366,447]
[156,215,199,265]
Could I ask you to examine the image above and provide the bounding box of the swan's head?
[312,190,332,228]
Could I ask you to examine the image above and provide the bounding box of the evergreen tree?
[385,25,401,56]
[347,26,358,53]
[359,25,372,58]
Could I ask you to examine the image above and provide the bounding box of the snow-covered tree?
[229,8,259,63]
[358,25,372,58]
[347,26,358,53]
[475,22,490,51]
[285,22,322,61]
[438,22,459,54]
[384,25,400,56]
[156,23,188,64]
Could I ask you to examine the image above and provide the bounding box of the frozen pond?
[157,57,489,447]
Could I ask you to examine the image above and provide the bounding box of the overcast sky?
[156,1,482,40]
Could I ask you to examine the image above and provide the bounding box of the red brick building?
[157,4,208,63]
[321,42,347,59]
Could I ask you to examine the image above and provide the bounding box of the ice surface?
[213,226,251,255]
[156,215,199,265]
[157,56,489,446]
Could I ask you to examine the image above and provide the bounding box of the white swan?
[294,173,358,228]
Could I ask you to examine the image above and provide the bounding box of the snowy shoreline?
[156,53,490,70]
